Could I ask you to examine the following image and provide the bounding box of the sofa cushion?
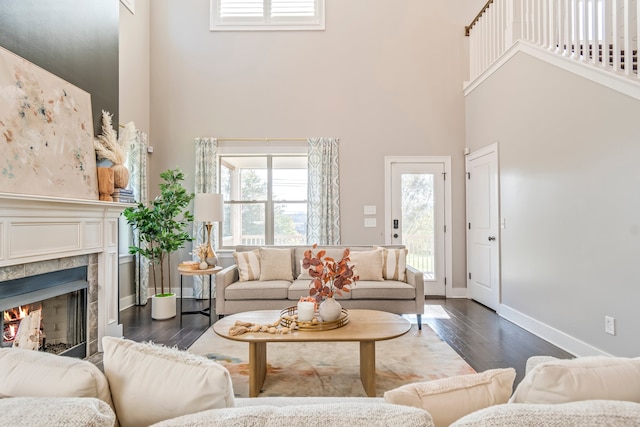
[297,259,313,279]
[384,368,516,427]
[350,280,416,300]
[259,247,294,281]
[0,396,116,427]
[377,246,408,281]
[233,249,261,281]
[509,356,640,404]
[149,402,434,427]
[350,249,384,281]
[450,400,640,427]
[288,279,352,300]
[102,336,234,427]
[226,280,292,300]
[0,347,114,410]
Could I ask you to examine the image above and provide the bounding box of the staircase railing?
[466,0,639,83]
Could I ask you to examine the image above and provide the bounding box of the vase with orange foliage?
[301,244,358,321]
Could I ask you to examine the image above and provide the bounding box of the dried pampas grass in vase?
[94,110,135,189]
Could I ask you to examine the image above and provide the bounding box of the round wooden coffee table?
[213,309,411,397]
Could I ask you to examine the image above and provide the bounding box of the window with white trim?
[218,145,308,247]
[210,0,325,31]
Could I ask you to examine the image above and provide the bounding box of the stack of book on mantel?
[112,188,135,203]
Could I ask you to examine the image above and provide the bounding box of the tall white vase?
[318,297,342,322]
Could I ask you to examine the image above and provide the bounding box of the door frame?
[465,142,501,309]
[384,156,453,297]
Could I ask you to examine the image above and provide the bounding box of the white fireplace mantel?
[0,192,129,352]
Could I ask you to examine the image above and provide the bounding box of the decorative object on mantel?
[302,244,358,321]
[123,168,194,320]
[193,193,224,266]
[97,167,115,201]
[0,46,98,200]
[94,111,135,190]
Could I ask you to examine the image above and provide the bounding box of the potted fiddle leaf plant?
[123,168,194,319]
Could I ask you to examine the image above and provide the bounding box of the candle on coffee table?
[297,301,315,322]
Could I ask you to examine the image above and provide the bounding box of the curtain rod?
[216,137,308,142]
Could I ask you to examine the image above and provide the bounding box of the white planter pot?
[151,293,177,320]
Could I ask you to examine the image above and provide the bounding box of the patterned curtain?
[128,130,150,305]
[307,137,341,245]
[193,137,218,299]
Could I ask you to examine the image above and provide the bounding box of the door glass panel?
[401,173,435,279]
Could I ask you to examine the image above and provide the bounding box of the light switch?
[364,218,376,228]
[364,205,376,215]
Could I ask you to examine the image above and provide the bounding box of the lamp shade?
[193,193,224,222]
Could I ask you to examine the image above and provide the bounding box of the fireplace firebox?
[0,266,88,358]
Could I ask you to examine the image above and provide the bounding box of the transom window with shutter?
[210,0,325,31]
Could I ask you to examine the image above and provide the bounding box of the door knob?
[488,236,496,241]
[393,233,399,238]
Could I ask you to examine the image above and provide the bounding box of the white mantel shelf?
[0,192,131,352]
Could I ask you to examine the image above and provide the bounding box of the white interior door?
[466,144,500,310]
[387,160,446,296]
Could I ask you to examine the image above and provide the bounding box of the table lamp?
[193,193,224,266]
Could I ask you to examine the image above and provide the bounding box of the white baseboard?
[119,294,136,311]
[499,304,612,357]
[447,287,468,298]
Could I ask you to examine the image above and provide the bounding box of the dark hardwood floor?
[120,297,573,386]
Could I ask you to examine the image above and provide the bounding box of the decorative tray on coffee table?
[279,306,349,331]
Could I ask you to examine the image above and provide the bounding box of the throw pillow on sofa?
[384,368,516,427]
[233,249,261,281]
[0,347,114,410]
[376,246,408,281]
[509,356,640,404]
[259,247,294,281]
[350,249,384,281]
[102,336,235,427]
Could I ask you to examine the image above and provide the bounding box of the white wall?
[119,0,151,135]
[143,0,482,290]
[466,51,640,356]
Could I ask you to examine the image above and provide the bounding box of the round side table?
[178,266,222,327]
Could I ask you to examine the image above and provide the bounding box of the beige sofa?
[0,344,640,427]
[1,341,640,427]
[215,245,426,329]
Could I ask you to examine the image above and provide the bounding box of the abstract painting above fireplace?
[0,45,98,200]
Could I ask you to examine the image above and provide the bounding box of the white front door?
[465,143,500,310]
[385,157,449,296]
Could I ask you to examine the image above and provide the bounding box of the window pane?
[401,174,435,278]
[273,156,307,201]
[221,157,267,201]
[274,202,307,245]
[271,0,315,17]
[219,0,264,17]
[222,202,266,246]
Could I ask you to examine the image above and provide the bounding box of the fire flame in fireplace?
[3,305,34,343]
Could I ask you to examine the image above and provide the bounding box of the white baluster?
[603,0,611,68]
[592,0,599,64]
[624,0,632,75]
[636,0,640,78]
[612,0,620,71]
[572,0,579,59]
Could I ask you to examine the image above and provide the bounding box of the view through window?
[220,155,307,247]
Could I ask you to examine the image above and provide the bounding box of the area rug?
[188,323,475,398]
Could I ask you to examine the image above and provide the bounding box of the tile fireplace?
[1,266,89,358]
[0,193,127,357]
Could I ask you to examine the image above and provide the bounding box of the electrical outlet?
[605,316,616,335]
